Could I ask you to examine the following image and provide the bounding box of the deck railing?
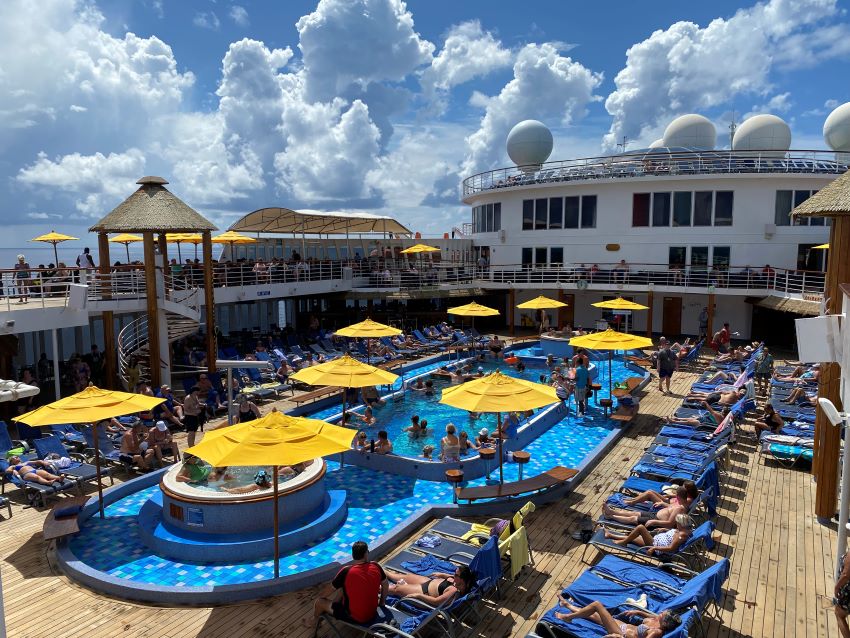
[462,149,849,197]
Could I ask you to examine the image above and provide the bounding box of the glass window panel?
[694,191,713,226]
[581,195,597,228]
[690,246,709,267]
[564,196,579,228]
[668,246,686,266]
[535,199,548,230]
[652,192,671,226]
[774,190,792,226]
[521,247,533,265]
[632,193,650,226]
[793,190,810,226]
[327,245,338,260]
[486,204,494,232]
[673,192,692,227]
[714,191,734,226]
[549,197,563,229]
[535,247,547,265]
[494,203,501,231]
[550,246,563,265]
[712,246,730,268]
[522,200,534,230]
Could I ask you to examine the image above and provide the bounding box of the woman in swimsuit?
[235,395,261,423]
[623,480,698,508]
[666,403,728,428]
[603,514,693,556]
[755,404,784,438]
[385,565,475,606]
[553,599,681,638]
[6,456,66,485]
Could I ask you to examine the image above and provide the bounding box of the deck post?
[143,233,162,388]
[645,288,654,338]
[509,288,515,336]
[706,292,715,343]
[202,231,216,373]
[97,232,116,389]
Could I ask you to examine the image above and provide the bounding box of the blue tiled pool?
[64,348,635,593]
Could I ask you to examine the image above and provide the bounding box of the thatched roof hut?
[792,169,850,218]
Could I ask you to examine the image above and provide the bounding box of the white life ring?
[577,279,588,290]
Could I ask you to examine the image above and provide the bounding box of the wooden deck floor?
[1,362,839,637]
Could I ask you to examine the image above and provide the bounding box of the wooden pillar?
[202,231,216,372]
[143,233,162,388]
[706,292,715,342]
[508,288,515,336]
[814,216,849,520]
[646,289,654,338]
[158,234,170,278]
[97,232,116,389]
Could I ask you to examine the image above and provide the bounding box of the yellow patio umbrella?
[440,371,558,483]
[212,230,256,262]
[14,385,165,518]
[335,318,402,364]
[31,230,79,266]
[516,295,567,310]
[166,233,203,263]
[400,244,440,254]
[109,233,143,262]
[813,243,830,249]
[448,301,500,357]
[592,296,649,333]
[569,329,654,398]
[185,408,354,578]
[290,353,399,424]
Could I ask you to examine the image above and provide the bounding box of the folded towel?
[399,554,456,576]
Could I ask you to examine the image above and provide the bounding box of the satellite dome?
[648,139,665,149]
[662,114,716,149]
[732,114,791,156]
[824,102,850,152]
[506,120,553,173]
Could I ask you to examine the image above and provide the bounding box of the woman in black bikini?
[235,395,261,423]
[385,565,475,605]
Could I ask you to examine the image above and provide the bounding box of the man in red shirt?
[308,541,388,627]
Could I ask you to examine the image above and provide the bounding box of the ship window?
[522,200,534,230]
[535,247,547,265]
[774,190,792,226]
[673,192,692,227]
[690,246,709,267]
[494,203,501,231]
[693,191,713,226]
[793,190,811,226]
[668,246,686,266]
[581,195,597,228]
[712,246,730,268]
[714,191,734,226]
[521,247,533,267]
[652,192,671,226]
[550,246,564,266]
[535,199,548,230]
[485,204,494,232]
[549,197,563,229]
[632,193,650,226]
[564,196,580,228]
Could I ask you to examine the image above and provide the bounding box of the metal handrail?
[462,149,849,197]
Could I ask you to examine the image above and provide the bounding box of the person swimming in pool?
[222,469,273,494]
[5,456,66,485]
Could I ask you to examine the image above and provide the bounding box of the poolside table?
[512,450,531,480]
[445,469,464,504]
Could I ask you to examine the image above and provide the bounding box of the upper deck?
[462,148,848,202]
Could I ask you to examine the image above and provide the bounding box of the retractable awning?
[230,207,412,236]
[746,295,822,316]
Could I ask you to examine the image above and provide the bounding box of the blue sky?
[1,0,849,265]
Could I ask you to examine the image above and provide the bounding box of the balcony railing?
[462,149,849,197]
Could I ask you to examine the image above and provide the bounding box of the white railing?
[117,315,149,389]
[0,268,71,312]
[462,149,849,196]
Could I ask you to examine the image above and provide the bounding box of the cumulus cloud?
[193,11,220,30]
[603,0,849,148]
[744,92,792,120]
[17,149,146,215]
[229,5,249,26]
[296,0,434,101]
[420,20,512,113]
[463,42,602,174]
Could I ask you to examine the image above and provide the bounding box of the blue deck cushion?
[54,503,84,518]
[400,553,457,576]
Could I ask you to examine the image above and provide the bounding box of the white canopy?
[230,207,412,236]
[0,380,39,403]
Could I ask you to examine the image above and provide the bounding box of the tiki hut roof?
[792,169,850,218]
[89,177,217,233]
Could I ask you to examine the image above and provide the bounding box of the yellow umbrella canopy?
[184,409,354,578]
[516,295,567,310]
[109,233,143,262]
[400,244,440,254]
[447,301,500,317]
[813,243,830,249]
[570,329,654,398]
[591,297,649,311]
[212,230,256,262]
[166,233,203,261]
[31,230,79,265]
[335,318,402,338]
[289,353,398,389]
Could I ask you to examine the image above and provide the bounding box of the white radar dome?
[824,102,850,152]
[662,114,716,149]
[506,120,553,173]
[648,139,665,149]
[732,114,791,157]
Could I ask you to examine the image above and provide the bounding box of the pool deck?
[0,352,839,637]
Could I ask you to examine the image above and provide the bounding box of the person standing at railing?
[75,246,95,284]
[13,254,31,303]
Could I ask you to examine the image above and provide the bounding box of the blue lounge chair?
[33,436,113,488]
[49,424,87,449]
[586,521,715,570]
[535,598,699,638]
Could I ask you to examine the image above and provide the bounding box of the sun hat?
[479,428,489,437]
[155,420,168,432]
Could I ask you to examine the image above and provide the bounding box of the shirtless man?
[120,421,156,470]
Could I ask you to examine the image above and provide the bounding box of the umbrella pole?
[125,243,130,263]
[92,423,104,519]
[52,243,59,268]
[177,242,182,263]
[497,412,504,485]
[608,352,613,399]
[273,465,280,579]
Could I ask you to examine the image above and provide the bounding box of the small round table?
[479,447,496,483]
[590,383,602,402]
[445,469,464,504]
[599,398,614,417]
[512,450,531,480]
